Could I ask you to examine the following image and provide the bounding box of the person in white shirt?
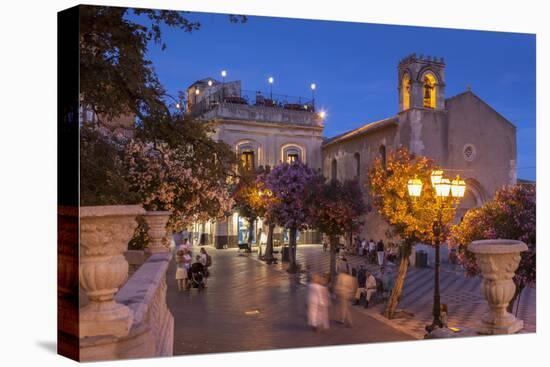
[364,272,378,308]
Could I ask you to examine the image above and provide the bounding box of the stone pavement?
[285,245,536,339]
[166,246,414,356]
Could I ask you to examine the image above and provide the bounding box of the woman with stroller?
[188,255,206,291]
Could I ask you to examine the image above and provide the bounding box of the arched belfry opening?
[402,72,411,110]
[423,73,437,109]
[397,54,445,111]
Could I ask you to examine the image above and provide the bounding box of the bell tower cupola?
[398,53,446,112]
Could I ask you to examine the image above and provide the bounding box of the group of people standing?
[307,257,394,332]
[356,238,386,266]
[174,238,212,292]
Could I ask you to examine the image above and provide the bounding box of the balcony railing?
[187,87,316,118]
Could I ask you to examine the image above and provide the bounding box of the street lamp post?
[268,76,274,100]
[310,83,316,110]
[221,70,227,100]
[407,171,465,330]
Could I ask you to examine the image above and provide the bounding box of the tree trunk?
[264,223,275,263]
[384,241,412,319]
[287,227,298,273]
[507,281,524,314]
[247,218,255,252]
[329,235,339,283]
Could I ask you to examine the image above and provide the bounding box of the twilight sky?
[137,11,536,180]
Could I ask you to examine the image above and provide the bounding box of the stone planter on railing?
[144,211,171,254]
[468,239,528,335]
[79,205,145,339]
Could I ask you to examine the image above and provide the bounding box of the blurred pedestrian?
[376,239,385,266]
[307,274,330,332]
[336,254,350,274]
[353,264,367,305]
[364,271,377,308]
[334,268,357,327]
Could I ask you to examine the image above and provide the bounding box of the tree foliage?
[80,126,140,206]
[450,184,536,287]
[368,146,456,243]
[264,161,319,231]
[123,119,236,232]
[307,179,366,238]
[79,6,246,123]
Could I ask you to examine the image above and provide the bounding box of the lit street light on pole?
[221,70,227,100]
[268,76,274,100]
[407,171,465,330]
[311,83,316,110]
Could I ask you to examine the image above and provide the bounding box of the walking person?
[307,273,331,332]
[364,271,377,308]
[175,250,188,292]
[336,254,350,274]
[376,239,385,267]
[368,239,376,264]
[353,264,367,305]
[199,247,212,287]
[334,268,357,327]
[182,248,192,290]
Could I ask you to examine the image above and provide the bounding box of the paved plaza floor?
[166,246,414,356]
[290,245,536,339]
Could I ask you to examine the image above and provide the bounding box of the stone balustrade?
[57,205,174,362]
[80,252,174,361]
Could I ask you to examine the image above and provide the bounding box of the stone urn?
[468,239,528,335]
[79,205,145,338]
[143,210,171,254]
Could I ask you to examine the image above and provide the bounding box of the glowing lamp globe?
[451,176,466,198]
[431,170,443,188]
[221,70,227,78]
[268,77,274,84]
[435,178,451,197]
[407,178,423,197]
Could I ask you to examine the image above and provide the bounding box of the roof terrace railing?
[187,87,316,117]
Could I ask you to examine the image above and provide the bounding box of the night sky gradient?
[136,11,536,180]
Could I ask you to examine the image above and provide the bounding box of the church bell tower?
[397,54,446,112]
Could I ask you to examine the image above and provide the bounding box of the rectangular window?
[287,153,299,163]
[241,151,255,171]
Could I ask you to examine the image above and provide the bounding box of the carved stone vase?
[143,211,171,254]
[79,205,145,338]
[468,239,528,335]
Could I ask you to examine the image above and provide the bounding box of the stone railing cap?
[468,239,528,254]
[144,210,172,216]
[81,205,145,218]
[116,252,173,325]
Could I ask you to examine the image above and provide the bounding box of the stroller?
[188,262,206,291]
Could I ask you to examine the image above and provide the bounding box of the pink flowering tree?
[124,138,233,231]
[450,184,536,313]
[124,119,236,233]
[264,161,319,272]
[307,179,366,281]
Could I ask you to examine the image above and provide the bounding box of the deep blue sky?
[138,12,536,180]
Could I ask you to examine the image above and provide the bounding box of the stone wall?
[79,252,174,362]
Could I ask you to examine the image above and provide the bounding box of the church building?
[322,54,517,241]
[189,54,517,248]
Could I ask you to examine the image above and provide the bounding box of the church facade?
[189,54,517,248]
[322,54,517,241]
